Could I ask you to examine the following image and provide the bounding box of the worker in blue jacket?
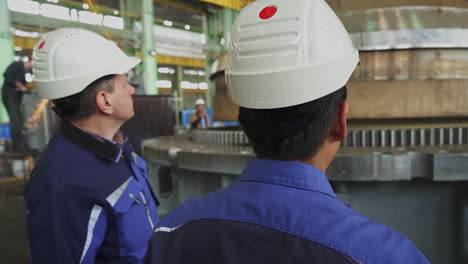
[145,0,430,263]
[23,28,159,264]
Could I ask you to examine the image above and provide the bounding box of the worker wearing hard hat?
[145,0,429,263]
[23,28,159,264]
[190,98,211,129]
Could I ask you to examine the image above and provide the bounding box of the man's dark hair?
[239,86,347,161]
[52,74,115,121]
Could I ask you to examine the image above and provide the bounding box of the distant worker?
[2,58,33,152]
[190,98,211,129]
[145,0,430,264]
[24,28,159,264]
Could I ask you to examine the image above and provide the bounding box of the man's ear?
[95,91,113,115]
[330,101,348,142]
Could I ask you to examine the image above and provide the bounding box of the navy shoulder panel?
[146,219,359,264]
[151,181,429,264]
[26,133,132,203]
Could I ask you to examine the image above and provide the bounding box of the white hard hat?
[195,98,205,105]
[226,0,359,109]
[32,28,141,100]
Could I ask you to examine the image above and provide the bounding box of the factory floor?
[0,177,29,264]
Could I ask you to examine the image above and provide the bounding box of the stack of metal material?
[143,2,468,263]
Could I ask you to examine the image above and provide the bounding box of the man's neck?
[299,141,340,173]
[297,157,330,173]
[71,116,122,143]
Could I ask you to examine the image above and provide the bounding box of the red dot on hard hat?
[38,41,46,50]
[259,6,277,20]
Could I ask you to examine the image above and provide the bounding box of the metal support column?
[119,0,128,28]
[0,0,14,122]
[202,13,214,108]
[176,65,184,110]
[141,0,158,95]
[222,8,235,52]
[202,8,237,108]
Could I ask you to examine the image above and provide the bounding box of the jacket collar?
[60,120,129,163]
[239,159,336,198]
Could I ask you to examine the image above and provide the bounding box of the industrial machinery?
[142,2,468,263]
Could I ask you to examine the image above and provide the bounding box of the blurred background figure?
[2,58,32,153]
[190,98,211,129]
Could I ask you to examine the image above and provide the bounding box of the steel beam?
[154,0,205,15]
[176,65,184,110]
[157,55,205,68]
[10,12,136,41]
[198,0,254,11]
[141,0,158,95]
[134,52,205,68]
[0,0,14,122]
[222,8,237,52]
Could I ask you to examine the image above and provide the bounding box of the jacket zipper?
[139,192,155,230]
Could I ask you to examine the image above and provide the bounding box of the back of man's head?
[239,87,347,161]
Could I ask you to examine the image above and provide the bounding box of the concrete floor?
[0,178,29,264]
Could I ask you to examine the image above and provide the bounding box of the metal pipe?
[0,0,14,123]
[141,0,158,95]
[449,128,454,145]
[459,128,464,145]
[391,130,396,147]
[430,128,435,146]
[371,130,376,147]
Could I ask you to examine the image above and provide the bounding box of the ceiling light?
[79,11,103,25]
[103,15,124,29]
[199,82,208,90]
[156,80,172,88]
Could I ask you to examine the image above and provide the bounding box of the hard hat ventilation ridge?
[32,51,49,75]
[239,31,299,45]
[239,17,299,30]
[239,45,298,58]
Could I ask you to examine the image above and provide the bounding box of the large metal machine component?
[143,3,468,264]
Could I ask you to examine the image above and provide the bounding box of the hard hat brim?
[117,56,141,75]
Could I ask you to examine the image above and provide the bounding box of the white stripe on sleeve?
[106,177,132,206]
[79,205,103,263]
[154,225,182,233]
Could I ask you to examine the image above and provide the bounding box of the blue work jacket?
[145,159,430,264]
[24,121,159,263]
